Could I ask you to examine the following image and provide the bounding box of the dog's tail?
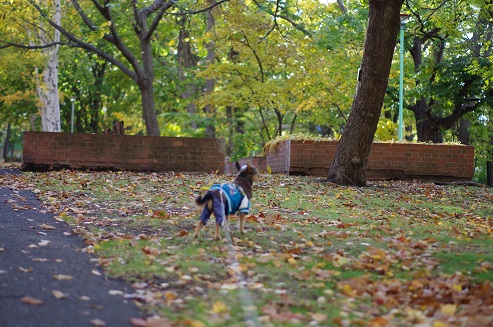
[195,191,213,206]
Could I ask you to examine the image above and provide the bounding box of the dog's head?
[235,162,259,183]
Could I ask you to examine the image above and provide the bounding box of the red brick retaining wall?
[22,132,226,173]
[266,140,475,181]
[22,133,475,181]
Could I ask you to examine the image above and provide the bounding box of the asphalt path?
[0,169,142,327]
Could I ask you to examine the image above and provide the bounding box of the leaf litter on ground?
[1,170,493,326]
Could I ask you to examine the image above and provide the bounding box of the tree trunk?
[177,17,200,129]
[457,118,471,145]
[203,0,217,138]
[3,123,11,161]
[414,97,443,142]
[487,161,493,187]
[140,79,160,136]
[226,106,233,156]
[35,0,62,132]
[139,27,160,136]
[327,0,404,186]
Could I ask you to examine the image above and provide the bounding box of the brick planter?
[22,132,226,173]
[266,140,475,181]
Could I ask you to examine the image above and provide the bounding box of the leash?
[219,184,261,327]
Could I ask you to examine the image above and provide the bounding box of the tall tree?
[327,0,404,186]
[404,0,488,142]
[1,0,227,136]
[1,1,62,132]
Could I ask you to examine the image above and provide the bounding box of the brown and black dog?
[194,162,259,240]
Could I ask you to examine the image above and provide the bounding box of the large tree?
[404,0,488,143]
[1,0,227,136]
[327,0,404,186]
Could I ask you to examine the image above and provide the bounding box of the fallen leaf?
[52,290,67,299]
[311,313,327,322]
[109,290,123,296]
[212,301,229,314]
[90,318,106,326]
[21,296,43,305]
[130,315,173,327]
[369,316,389,327]
[53,274,73,281]
[441,304,457,315]
[191,320,206,327]
[40,224,57,230]
[19,266,33,273]
[130,318,148,327]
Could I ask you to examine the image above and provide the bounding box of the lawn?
[2,170,493,327]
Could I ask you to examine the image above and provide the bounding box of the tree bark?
[177,17,200,129]
[2,123,11,161]
[327,0,404,186]
[138,36,161,136]
[487,161,493,187]
[34,0,62,132]
[457,118,471,145]
[203,0,217,138]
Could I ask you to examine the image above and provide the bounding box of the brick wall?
[22,133,475,181]
[266,140,475,181]
[22,132,226,173]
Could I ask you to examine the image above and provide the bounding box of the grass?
[2,170,493,326]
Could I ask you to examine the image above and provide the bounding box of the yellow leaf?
[53,274,73,281]
[191,321,206,327]
[341,284,355,297]
[433,322,449,327]
[267,166,272,174]
[287,258,297,264]
[52,290,66,299]
[452,284,462,292]
[440,304,456,315]
[212,301,228,314]
[336,256,349,266]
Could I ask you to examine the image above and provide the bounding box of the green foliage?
[1,0,493,174]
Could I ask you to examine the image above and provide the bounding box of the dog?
[194,162,259,240]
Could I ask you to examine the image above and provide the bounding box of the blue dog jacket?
[199,183,250,226]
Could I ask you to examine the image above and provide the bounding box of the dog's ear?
[246,163,254,174]
[235,162,241,171]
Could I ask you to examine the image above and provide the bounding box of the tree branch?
[169,0,230,15]
[26,0,137,81]
[144,1,174,41]
[0,41,66,50]
[71,0,97,30]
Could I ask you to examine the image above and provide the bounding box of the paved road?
[0,170,142,327]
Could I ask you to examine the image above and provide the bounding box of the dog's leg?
[215,223,221,240]
[194,221,204,238]
[239,213,246,234]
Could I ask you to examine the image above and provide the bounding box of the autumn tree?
[403,0,488,143]
[1,0,227,136]
[0,0,62,132]
[327,0,404,186]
